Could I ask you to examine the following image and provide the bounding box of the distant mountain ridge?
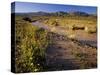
[13,11,96,17]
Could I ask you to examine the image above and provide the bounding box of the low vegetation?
[15,17,51,72]
[14,12,97,72]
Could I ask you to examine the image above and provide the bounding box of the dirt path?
[32,21,68,35]
[45,33,81,70]
[32,21,97,70]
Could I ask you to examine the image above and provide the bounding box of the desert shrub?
[51,21,59,26]
[87,29,97,34]
[15,18,49,72]
[72,25,85,30]
[85,26,97,34]
[23,17,32,22]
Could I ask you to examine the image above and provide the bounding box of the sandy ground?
[32,21,97,70]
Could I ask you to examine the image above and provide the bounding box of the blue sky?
[12,2,97,14]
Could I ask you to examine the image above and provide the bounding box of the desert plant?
[15,17,50,72]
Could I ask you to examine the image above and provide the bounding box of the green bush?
[15,18,49,72]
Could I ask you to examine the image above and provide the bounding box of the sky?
[12,2,97,14]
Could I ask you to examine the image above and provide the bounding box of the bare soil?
[32,21,97,70]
